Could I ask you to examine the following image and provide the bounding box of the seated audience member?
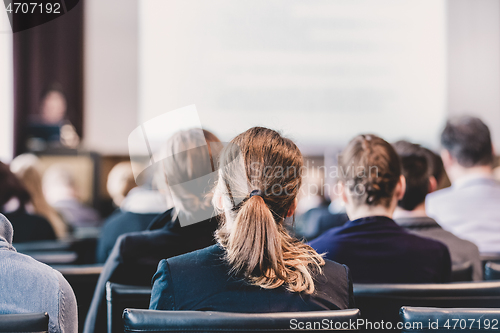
[84,129,221,333]
[150,127,354,313]
[0,213,77,332]
[294,188,348,241]
[393,141,482,281]
[106,161,137,208]
[427,116,500,253]
[309,134,451,284]
[10,154,69,239]
[43,164,101,227]
[95,162,169,263]
[0,161,56,242]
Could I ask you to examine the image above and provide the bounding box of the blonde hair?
[214,127,324,294]
[10,154,68,239]
[107,161,136,207]
[157,129,221,220]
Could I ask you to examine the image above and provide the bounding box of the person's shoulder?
[315,259,352,308]
[167,244,224,268]
[427,186,455,203]
[404,230,449,253]
[321,258,349,280]
[4,250,60,281]
[115,228,165,257]
[309,224,346,247]
[436,228,480,251]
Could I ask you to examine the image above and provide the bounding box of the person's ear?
[440,149,454,169]
[338,182,349,204]
[428,176,438,193]
[396,175,406,201]
[214,193,224,210]
[286,198,298,217]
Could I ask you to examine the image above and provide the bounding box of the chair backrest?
[106,283,152,333]
[0,313,49,333]
[15,238,98,265]
[122,308,361,333]
[480,253,500,272]
[484,262,500,281]
[354,281,500,332]
[450,261,473,282]
[400,306,500,333]
[52,264,103,333]
[24,251,78,265]
[14,240,72,253]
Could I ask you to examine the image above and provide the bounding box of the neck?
[347,205,394,221]
[393,202,427,219]
[448,165,493,184]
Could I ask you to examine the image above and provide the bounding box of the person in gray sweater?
[393,141,482,281]
[0,213,77,332]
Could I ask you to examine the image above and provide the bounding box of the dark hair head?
[441,116,493,167]
[339,134,401,208]
[393,141,431,211]
[0,161,30,212]
[40,82,65,102]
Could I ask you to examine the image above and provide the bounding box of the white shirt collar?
[453,173,494,189]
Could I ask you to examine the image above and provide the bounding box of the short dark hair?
[393,141,431,211]
[441,116,493,167]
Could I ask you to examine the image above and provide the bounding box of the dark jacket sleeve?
[344,265,355,309]
[35,215,57,241]
[149,259,176,310]
[83,235,124,333]
[95,210,121,264]
[440,244,452,283]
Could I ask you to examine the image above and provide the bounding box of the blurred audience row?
[0,155,101,242]
[1,115,500,333]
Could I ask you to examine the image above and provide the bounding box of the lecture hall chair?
[400,306,500,333]
[0,313,49,333]
[122,308,361,332]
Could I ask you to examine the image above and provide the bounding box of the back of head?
[0,161,30,212]
[10,155,68,238]
[10,154,44,203]
[158,128,221,220]
[441,116,493,167]
[107,161,136,207]
[214,127,324,294]
[339,134,401,208]
[42,164,78,204]
[393,141,431,211]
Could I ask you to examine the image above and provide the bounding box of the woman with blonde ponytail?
[150,127,354,312]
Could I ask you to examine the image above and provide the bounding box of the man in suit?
[393,140,482,280]
[427,116,500,253]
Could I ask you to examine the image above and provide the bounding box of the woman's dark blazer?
[95,209,159,263]
[84,208,219,333]
[150,244,355,312]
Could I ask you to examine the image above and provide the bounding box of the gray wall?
[83,0,139,155]
[447,0,500,147]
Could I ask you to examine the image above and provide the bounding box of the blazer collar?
[394,216,441,229]
[346,215,397,227]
